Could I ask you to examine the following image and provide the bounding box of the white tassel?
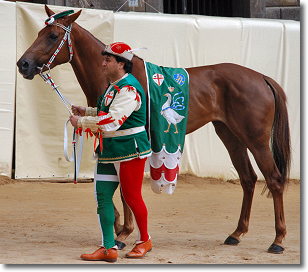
[128,47,148,53]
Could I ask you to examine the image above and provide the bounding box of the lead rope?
[38,22,83,184]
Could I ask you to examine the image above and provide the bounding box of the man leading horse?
[70,42,152,262]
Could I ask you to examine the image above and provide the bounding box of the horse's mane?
[75,22,106,48]
[133,55,144,61]
[75,22,145,62]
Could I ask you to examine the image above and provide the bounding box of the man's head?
[101,42,133,74]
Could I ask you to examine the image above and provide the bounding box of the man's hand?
[72,105,86,116]
[70,115,80,128]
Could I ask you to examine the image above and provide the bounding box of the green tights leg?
[95,179,119,249]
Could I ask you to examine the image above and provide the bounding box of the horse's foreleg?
[213,122,258,244]
[115,189,134,244]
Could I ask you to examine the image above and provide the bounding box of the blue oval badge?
[174,73,185,86]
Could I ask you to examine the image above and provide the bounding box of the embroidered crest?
[174,73,185,86]
[153,73,164,86]
[105,90,114,106]
[161,92,185,134]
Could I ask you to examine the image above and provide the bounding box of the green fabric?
[96,180,119,249]
[146,62,189,153]
[97,162,118,175]
[96,73,152,162]
[98,131,151,162]
[45,10,74,24]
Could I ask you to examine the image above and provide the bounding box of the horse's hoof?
[115,240,126,250]
[224,236,240,245]
[268,243,284,254]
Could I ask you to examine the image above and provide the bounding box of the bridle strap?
[45,23,73,69]
[38,22,74,114]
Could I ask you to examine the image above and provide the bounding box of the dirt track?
[0,174,300,264]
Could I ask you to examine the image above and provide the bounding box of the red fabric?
[124,85,135,92]
[109,42,131,54]
[85,128,93,139]
[75,127,82,136]
[97,117,115,126]
[114,85,121,92]
[135,93,141,102]
[119,158,149,242]
[98,111,107,116]
[94,129,103,153]
[150,164,179,182]
[118,115,127,126]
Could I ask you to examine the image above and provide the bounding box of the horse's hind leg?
[249,146,286,253]
[212,121,258,244]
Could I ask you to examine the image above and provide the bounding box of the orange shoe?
[81,247,117,262]
[125,239,152,258]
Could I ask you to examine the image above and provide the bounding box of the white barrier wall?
[0,1,300,180]
[0,0,16,177]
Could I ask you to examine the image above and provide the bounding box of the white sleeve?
[85,107,97,116]
[107,86,141,126]
[77,86,142,133]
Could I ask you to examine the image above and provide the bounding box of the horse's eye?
[48,33,58,42]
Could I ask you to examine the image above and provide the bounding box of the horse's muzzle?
[16,58,38,79]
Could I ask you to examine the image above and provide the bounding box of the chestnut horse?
[17,6,291,254]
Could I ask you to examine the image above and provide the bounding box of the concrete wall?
[47,0,164,12]
[8,1,300,20]
[250,0,300,20]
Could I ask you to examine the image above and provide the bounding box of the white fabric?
[78,84,139,132]
[85,107,97,116]
[94,160,119,182]
[107,85,140,126]
[63,119,84,183]
[0,1,299,180]
[150,145,181,195]
[0,1,16,177]
[103,126,145,138]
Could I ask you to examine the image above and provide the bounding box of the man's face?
[102,55,123,79]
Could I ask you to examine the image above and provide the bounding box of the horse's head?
[17,5,81,79]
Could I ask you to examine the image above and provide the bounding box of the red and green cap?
[104,42,134,61]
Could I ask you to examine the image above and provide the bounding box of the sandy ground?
[0,174,300,265]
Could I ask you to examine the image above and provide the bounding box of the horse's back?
[185,63,276,134]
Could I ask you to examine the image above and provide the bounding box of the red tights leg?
[119,158,149,242]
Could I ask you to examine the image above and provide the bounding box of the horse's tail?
[263,75,291,188]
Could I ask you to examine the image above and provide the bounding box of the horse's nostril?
[21,60,29,70]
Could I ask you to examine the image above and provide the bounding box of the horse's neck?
[70,23,148,105]
[132,57,148,96]
[70,23,109,107]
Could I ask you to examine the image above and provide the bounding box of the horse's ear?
[66,10,82,25]
[45,5,55,17]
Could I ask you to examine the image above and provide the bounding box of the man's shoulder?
[119,74,142,89]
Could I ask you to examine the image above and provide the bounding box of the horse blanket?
[145,62,189,194]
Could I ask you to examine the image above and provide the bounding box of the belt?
[103,126,145,138]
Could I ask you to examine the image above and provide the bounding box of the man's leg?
[80,162,119,262]
[94,162,119,249]
[119,158,149,242]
